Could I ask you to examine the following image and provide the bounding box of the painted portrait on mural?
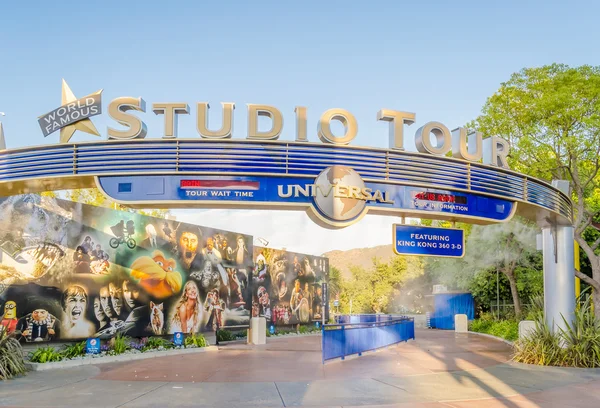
[252,247,328,326]
[0,194,255,342]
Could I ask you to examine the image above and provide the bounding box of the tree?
[470,64,600,315]
[426,219,538,317]
[338,255,424,314]
[328,266,342,299]
[65,188,171,219]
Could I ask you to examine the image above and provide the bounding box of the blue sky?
[1,1,599,253]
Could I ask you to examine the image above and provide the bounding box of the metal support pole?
[542,224,575,332]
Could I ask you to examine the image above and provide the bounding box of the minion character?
[0,301,18,334]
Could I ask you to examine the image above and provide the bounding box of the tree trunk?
[505,271,522,318]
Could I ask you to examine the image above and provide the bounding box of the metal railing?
[322,315,415,363]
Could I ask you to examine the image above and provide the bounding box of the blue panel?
[97,175,516,224]
[117,183,132,193]
[322,316,415,362]
[432,293,474,330]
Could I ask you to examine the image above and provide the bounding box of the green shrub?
[469,317,518,342]
[29,346,63,363]
[513,295,600,367]
[109,333,131,355]
[142,337,173,351]
[61,341,86,359]
[216,330,235,342]
[0,331,27,379]
[184,333,208,348]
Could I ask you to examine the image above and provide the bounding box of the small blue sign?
[269,325,275,335]
[86,338,100,354]
[173,332,184,346]
[393,224,464,258]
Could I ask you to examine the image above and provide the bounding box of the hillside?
[323,244,397,278]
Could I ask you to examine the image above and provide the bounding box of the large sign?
[0,80,574,232]
[32,81,511,169]
[37,80,102,142]
[0,194,255,341]
[253,247,328,326]
[393,224,465,258]
[96,166,516,228]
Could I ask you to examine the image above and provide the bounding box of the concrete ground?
[1,329,600,407]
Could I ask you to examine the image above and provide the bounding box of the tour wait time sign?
[393,224,465,258]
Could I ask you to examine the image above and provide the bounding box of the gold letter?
[295,106,307,142]
[107,97,147,140]
[451,127,482,162]
[247,104,283,140]
[483,136,510,169]
[197,102,235,139]
[414,121,452,156]
[377,109,416,150]
[317,108,358,145]
[152,103,189,139]
[278,185,292,198]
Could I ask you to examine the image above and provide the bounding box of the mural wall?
[0,195,254,342]
[253,246,329,326]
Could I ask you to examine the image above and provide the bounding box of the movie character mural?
[252,247,328,326]
[0,194,254,342]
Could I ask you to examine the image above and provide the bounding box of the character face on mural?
[171,280,201,334]
[108,282,123,316]
[206,237,215,252]
[61,285,95,338]
[3,301,16,319]
[99,286,114,319]
[130,250,183,299]
[93,297,107,324]
[122,280,140,309]
[258,286,269,306]
[180,232,198,257]
[63,285,87,323]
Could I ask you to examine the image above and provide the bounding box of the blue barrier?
[431,293,474,330]
[322,315,415,363]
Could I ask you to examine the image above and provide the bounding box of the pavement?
[1,329,600,407]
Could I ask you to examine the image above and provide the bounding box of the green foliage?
[340,255,421,314]
[216,330,236,342]
[328,266,342,299]
[142,337,173,351]
[0,331,26,380]
[298,325,320,334]
[470,63,600,312]
[425,219,541,316]
[109,333,131,355]
[29,346,63,363]
[514,295,600,367]
[469,315,519,342]
[525,293,545,321]
[61,341,86,359]
[184,333,208,348]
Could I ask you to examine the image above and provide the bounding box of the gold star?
[58,79,103,143]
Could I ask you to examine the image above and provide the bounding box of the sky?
[1,1,599,255]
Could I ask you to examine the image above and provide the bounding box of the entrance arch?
[0,138,575,331]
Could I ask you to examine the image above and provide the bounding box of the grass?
[469,314,519,342]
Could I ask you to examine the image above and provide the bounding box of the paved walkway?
[1,329,600,407]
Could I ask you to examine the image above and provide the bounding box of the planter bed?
[25,345,218,371]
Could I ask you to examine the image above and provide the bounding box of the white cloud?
[172,208,402,255]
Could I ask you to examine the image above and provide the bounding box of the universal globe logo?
[278,165,394,226]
